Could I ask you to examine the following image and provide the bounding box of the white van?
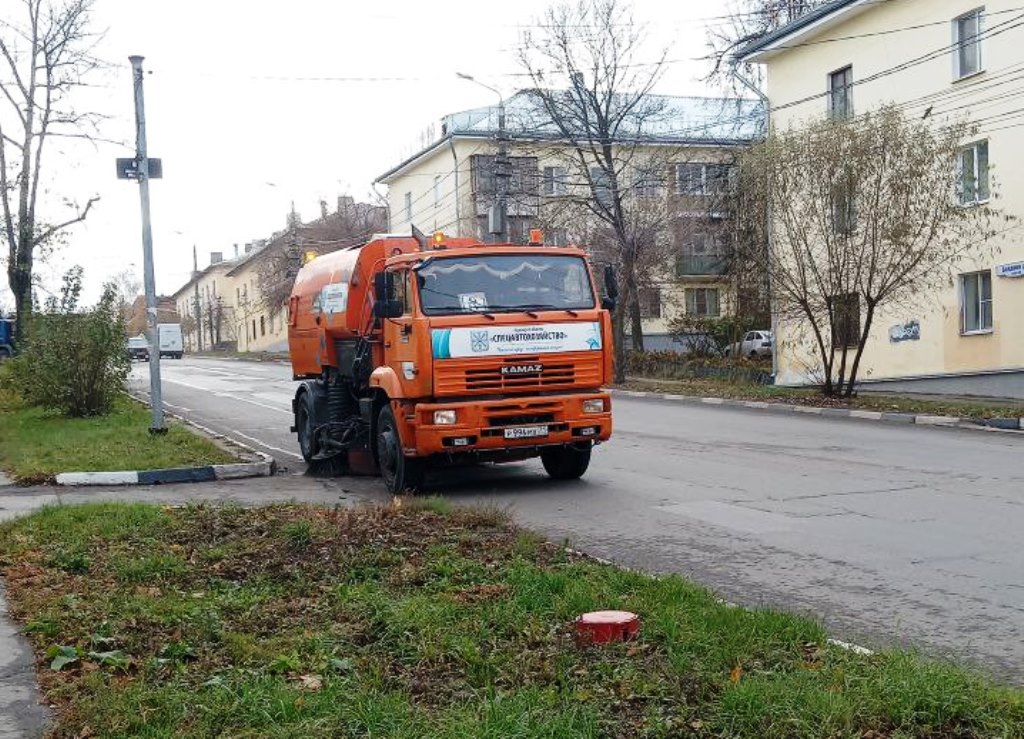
[157,323,183,359]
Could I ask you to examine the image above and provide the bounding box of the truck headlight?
[433,410,457,425]
[583,399,605,414]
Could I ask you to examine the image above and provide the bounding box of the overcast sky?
[1,0,740,309]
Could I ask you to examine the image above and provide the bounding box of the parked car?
[127,335,149,361]
[724,330,773,358]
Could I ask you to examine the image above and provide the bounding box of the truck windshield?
[416,254,596,315]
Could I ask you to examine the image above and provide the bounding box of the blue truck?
[0,318,13,359]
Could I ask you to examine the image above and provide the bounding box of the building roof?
[169,257,241,300]
[737,0,872,62]
[376,90,765,183]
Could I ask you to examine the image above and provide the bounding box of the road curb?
[54,403,277,487]
[609,388,1023,434]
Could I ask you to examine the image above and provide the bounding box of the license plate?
[503,425,549,439]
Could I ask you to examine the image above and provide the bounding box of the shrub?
[625,350,772,385]
[1,267,130,417]
[668,315,765,357]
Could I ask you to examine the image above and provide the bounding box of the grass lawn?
[1,501,1021,738]
[622,376,1024,420]
[0,394,236,484]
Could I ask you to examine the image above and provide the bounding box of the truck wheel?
[296,392,318,463]
[541,443,592,480]
[376,405,424,494]
[0,346,11,361]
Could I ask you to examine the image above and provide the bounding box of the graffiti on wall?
[889,320,921,343]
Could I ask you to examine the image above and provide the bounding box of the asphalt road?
[136,357,1024,681]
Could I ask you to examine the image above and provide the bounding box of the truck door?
[382,269,430,398]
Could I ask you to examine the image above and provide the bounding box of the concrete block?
[914,415,959,427]
[137,466,217,485]
[55,471,138,486]
[214,461,273,480]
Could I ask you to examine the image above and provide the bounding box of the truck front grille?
[434,353,602,396]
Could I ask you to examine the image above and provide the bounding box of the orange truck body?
[287,233,613,493]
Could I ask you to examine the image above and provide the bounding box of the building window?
[260,315,265,336]
[958,140,989,205]
[639,288,661,319]
[633,166,665,198]
[960,270,993,333]
[675,163,733,196]
[831,293,861,348]
[590,167,613,207]
[542,166,568,196]
[685,287,720,317]
[832,178,857,235]
[471,155,539,196]
[433,175,442,207]
[236,287,240,304]
[676,232,726,276]
[252,320,257,340]
[828,65,853,119]
[404,191,412,223]
[953,9,983,80]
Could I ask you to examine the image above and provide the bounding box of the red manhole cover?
[574,610,640,645]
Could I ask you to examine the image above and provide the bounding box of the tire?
[296,391,318,463]
[0,346,11,361]
[541,443,592,480]
[749,350,758,358]
[724,348,731,357]
[376,404,424,494]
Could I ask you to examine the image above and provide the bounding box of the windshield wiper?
[430,305,495,320]
[489,303,582,318]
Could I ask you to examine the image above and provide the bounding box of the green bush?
[625,350,772,384]
[1,267,130,417]
[667,315,765,356]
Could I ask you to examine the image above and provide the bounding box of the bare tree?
[737,106,1009,396]
[706,0,829,89]
[108,268,140,320]
[1,0,102,344]
[517,0,683,378]
[255,198,386,316]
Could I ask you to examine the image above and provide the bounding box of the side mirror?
[602,265,618,311]
[373,299,404,319]
[372,271,403,319]
[373,271,390,300]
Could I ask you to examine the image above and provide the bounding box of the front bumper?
[407,392,612,457]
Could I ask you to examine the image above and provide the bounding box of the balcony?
[676,255,728,277]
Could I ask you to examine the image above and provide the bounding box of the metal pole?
[495,95,509,243]
[129,55,165,432]
[456,73,508,243]
[192,244,203,352]
[732,68,777,381]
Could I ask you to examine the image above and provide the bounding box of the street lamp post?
[456,73,508,243]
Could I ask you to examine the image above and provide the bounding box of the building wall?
[383,138,743,344]
[172,262,238,352]
[229,262,290,353]
[387,142,474,236]
[759,0,1024,390]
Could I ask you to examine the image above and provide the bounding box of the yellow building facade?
[743,0,1024,397]
[375,92,763,350]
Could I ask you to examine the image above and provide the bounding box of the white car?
[725,330,773,358]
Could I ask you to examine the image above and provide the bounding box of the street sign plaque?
[115,157,163,180]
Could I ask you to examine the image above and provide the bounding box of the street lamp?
[456,72,509,243]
